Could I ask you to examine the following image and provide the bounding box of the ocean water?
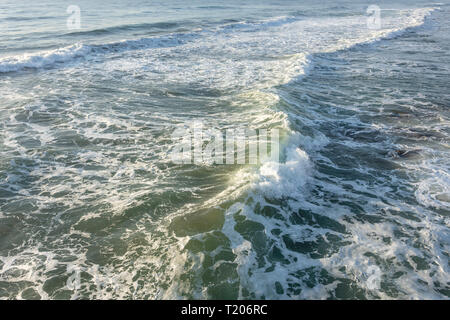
[0,0,449,299]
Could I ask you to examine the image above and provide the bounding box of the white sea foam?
[0,7,436,76]
[415,168,450,210]
[0,44,91,73]
[209,6,446,300]
[255,136,312,200]
[0,35,190,73]
[0,5,446,300]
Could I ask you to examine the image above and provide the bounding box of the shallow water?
[0,0,449,299]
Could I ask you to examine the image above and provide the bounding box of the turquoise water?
[0,0,449,299]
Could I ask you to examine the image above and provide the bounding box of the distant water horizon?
[0,0,449,299]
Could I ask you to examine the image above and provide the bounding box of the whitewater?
[0,0,449,299]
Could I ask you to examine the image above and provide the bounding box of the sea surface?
[0,0,449,299]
